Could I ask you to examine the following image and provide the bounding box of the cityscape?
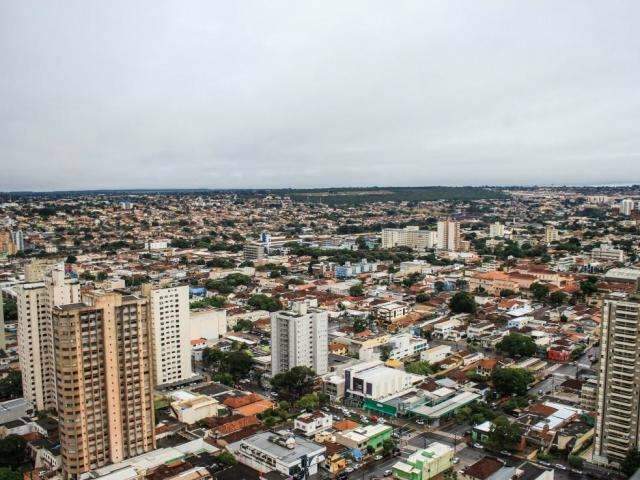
[2,2,640,480]
[0,187,640,480]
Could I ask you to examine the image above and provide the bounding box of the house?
[460,457,515,480]
[334,424,393,452]
[294,411,333,437]
[476,359,498,377]
[420,345,452,363]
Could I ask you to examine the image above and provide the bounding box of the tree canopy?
[449,291,477,314]
[496,333,537,358]
[271,366,316,401]
[492,368,533,397]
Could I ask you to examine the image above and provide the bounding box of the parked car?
[416,419,425,425]
[554,464,567,471]
[345,467,354,474]
[384,470,393,477]
[453,458,460,464]
[374,455,383,461]
[473,443,484,449]
[500,450,511,456]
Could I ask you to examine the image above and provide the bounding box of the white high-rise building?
[620,198,635,216]
[16,263,79,411]
[271,302,328,376]
[143,284,193,386]
[594,293,640,465]
[381,226,436,251]
[489,222,504,238]
[545,225,559,244]
[11,230,24,251]
[436,219,461,251]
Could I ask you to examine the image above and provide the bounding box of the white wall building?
[143,284,193,386]
[16,263,79,411]
[294,411,333,436]
[190,308,227,341]
[489,222,505,238]
[381,227,436,251]
[271,302,328,376]
[344,360,423,400]
[620,198,635,216]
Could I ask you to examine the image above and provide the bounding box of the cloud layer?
[1,1,639,190]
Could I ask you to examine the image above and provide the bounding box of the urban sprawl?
[1,187,640,480]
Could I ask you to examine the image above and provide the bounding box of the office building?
[591,244,626,263]
[343,360,422,401]
[16,263,79,411]
[489,222,504,238]
[620,198,635,216]
[381,226,436,251]
[142,284,193,387]
[53,290,155,478]
[593,292,640,465]
[545,225,558,244]
[271,302,328,376]
[436,219,461,251]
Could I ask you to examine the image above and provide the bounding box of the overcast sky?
[1,1,639,191]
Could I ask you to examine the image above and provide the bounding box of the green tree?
[65,254,77,264]
[0,468,21,480]
[622,450,640,477]
[353,317,368,333]
[0,372,22,401]
[496,333,537,358]
[216,451,238,466]
[486,416,521,452]
[271,366,316,401]
[449,292,477,314]
[382,438,396,455]
[405,361,437,376]
[349,284,364,297]
[247,294,282,312]
[499,289,516,298]
[580,277,598,296]
[549,291,567,307]
[492,368,533,396]
[295,393,319,411]
[415,293,430,303]
[1,297,16,322]
[380,345,392,361]
[0,435,26,468]
[530,282,550,302]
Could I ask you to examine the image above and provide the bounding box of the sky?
[1,1,639,191]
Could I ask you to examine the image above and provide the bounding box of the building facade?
[53,290,155,478]
[381,227,436,251]
[594,293,640,465]
[16,263,79,411]
[436,219,460,251]
[143,284,193,386]
[271,302,328,376]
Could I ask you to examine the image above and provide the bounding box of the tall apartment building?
[545,225,558,244]
[593,292,640,465]
[620,198,635,216]
[53,290,155,478]
[142,284,193,386]
[489,222,505,238]
[0,230,16,256]
[0,294,5,352]
[243,242,266,262]
[16,263,79,411]
[381,226,436,251]
[11,230,24,251]
[436,219,461,251]
[271,302,328,376]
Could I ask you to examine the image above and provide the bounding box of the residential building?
[488,222,504,238]
[334,423,392,452]
[11,230,25,251]
[420,345,452,363]
[381,226,436,251]
[436,219,461,251]
[170,392,225,424]
[243,242,266,262]
[52,290,155,478]
[142,284,193,386]
[593,292,640,465]
[16,263,79,411]
[271,302,328,376]
[0,294,5,351]
[189,307,227,340]
[228,431,326,477]
[590,244,626,263]
[294,411,333,436]
[373,301,411,322]
[620,198,635,216]
[392,442,453,480]
[545,225,558,244]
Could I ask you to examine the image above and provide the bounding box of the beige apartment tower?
[16,262,79,411]
[53,290,155,478]
[436,219,461,251]
[593,292,640,466]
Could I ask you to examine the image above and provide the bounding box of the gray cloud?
[1,0,639,190]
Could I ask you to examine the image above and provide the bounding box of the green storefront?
[363,399,398,417]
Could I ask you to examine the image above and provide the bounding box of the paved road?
[528,347,598,395]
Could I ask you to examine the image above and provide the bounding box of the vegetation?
[247,294,282,312]
[448,291,477,314]
[0,435,26,469]
[405,361,438,376]
[622,450,640,477]
[496,333,537,358]
[1,297,16,323]
[271,366,316,401]
[0,372,22,401]
[486,416,521,452]
[530,282,550,302]
[349,284,364,297]
[202,348,253,382]
[492,368,534,396]
[189,295,226,309]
